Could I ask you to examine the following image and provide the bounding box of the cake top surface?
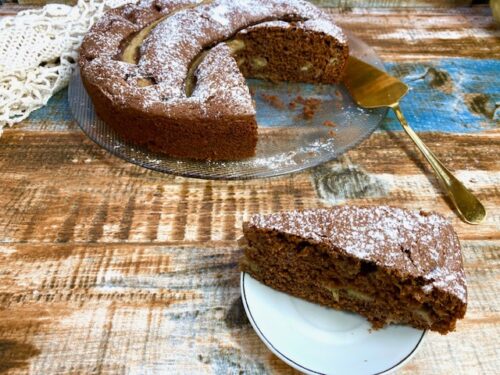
[247,206,467,303]
[79,0,347,118]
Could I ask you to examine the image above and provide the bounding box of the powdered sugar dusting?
[79,0,348,116]
[249,206,467,303]
[210,3,231,26]
[304,18,346,42]
[245,17,346,43]
[192,43,255,115]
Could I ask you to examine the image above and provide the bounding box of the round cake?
[79,0,349,161]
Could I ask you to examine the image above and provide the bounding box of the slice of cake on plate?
[240,206,467,334]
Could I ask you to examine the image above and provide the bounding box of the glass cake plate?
[69,32,387,180]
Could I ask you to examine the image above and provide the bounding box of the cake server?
[343,56,486,225]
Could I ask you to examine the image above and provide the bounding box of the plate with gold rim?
[241,273,427,375]
[69,32,387,180]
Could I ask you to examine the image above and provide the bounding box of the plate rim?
[240,272,427,375]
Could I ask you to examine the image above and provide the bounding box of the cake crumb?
[302,98,321,119]
[289,95,322,120]
[323,120,337,127]
[328,130,336,137]
[261,93,285,110]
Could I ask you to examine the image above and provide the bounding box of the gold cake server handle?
[343,56,486,225]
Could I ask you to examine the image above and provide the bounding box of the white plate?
[241,273,426,375]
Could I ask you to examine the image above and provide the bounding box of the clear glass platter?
[68,32,387,180]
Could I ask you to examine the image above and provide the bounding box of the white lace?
[0,0,132,135]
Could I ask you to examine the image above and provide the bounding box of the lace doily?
[0,0,132,135]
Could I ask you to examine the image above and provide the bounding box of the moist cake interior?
[232,21,347,84]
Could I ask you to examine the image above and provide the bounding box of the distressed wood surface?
[0,3,37,14]
[4,1,477,7]
[0,4,499,375]
[313,0,474,6]
[329,6,500,60]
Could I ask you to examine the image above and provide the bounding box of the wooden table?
[0,4,499,374]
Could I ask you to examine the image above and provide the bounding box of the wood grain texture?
[0,4,499,375]
[327,6,500,60]
[384,59,499,132]
[313,0,474,6]
[1,128,499,374]
[0,4,38,15]
[1,129,499,244]
[8,0,475,6]
[0,241,498,374]
[15,0,76,5]
[0,0,472,8]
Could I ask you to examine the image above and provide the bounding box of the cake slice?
[240,206,467,334]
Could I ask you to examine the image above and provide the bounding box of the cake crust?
[241,206,467,334]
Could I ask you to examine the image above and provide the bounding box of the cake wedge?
[240,206,467,334]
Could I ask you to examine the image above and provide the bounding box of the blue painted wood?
[27,58,499,133]
[28,90,73,124]
[382,59,499,133]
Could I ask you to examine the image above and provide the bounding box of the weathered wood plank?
[15,0,76,5]
[0,130,498,246]
[0,4,498,375]
[327,7,500,60]
[0,240,497,374]
[385,59,499,132]
[313,0,474,6]
[3,0,476,7]
[0,4,38,15]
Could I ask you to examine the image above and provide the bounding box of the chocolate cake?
[79,0,348,160]
[241,206,467,334]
